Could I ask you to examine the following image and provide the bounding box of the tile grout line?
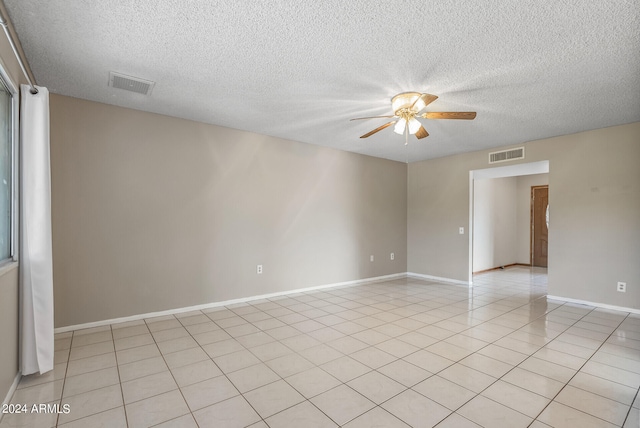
[477,294,636,424]
[176,311,265,427]
[344,279,634,426]
[108,324,131,428]
[230,282,454,426]
[54,334,71,428]
[373,283,604,423]
[146,315,203,427]
[43,269,638,428]
[623,386,640,428]
[55,328,117,427]
[229,298,348,426]
[145,316,202,427]
[250,272,549,426]
[525,309,631,427]
[235,272,550,426]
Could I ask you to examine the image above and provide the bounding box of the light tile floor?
[2,267,639,427]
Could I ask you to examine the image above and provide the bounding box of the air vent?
[108,72,155,95]
[489,147,525,164]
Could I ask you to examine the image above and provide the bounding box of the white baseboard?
[407,272,470,287]
[1,371,21,418]
[54,272,407,333]
[547,295,640,315]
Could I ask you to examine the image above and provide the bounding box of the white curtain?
[20,85,54,375]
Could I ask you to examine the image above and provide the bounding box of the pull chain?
[404,122,409,146]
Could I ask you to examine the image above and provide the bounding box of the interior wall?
[516,173,549,264]
[50,94,408,327]
[472,177,518,272]
[408,122,640,310]
[0,265,18,403]
[407,153,472,280]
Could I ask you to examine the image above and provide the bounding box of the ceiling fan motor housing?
[391,92,424,114]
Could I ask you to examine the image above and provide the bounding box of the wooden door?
[531,186,549,267]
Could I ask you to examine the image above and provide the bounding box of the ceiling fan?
[351,92,476,144]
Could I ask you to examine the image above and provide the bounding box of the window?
[0,72,16,264]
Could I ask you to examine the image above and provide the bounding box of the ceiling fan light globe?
[394,118,407,134]
[408,118,421,134]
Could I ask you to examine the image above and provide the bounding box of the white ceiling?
[4,0,639,162]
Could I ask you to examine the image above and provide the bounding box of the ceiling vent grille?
[108,72,155,95]
[489,147,525,164]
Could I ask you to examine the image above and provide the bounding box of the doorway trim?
[468,160,549,284]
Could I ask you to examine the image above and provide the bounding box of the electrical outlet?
[370,255,374,262]
[459,227,464,234]
[390,252,395,260]
[617,282,626,292]
[257,265,263,274]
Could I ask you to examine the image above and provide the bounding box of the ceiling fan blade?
[411,93,438,111]
[350,115,395,121]
[415,126,429,139]
[422,112,477,120]
[360,121,396,138]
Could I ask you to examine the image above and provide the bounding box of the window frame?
[0,61,19,266]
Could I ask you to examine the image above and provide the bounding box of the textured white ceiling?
[4,0,640,162]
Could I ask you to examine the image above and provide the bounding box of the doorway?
[531,185,549,267]
[469,160,550,283]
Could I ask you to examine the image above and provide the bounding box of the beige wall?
[0,265,18,403]
[409,122,640,310]
[50,95,408,327]
[408,152,474,280]
[472,177,518,272]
